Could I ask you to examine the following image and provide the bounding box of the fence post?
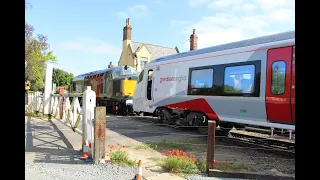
[93,106,106,164]
[43,63,53,115]
[207,120,216,174]
[81,86,96,160]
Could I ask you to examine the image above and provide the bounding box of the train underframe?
[151,107,238,135]
[96,97,135,116]
[145,107,293,136]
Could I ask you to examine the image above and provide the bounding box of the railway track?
[110,114,295,158]
[219,131,295,158]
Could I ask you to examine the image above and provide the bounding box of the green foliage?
[25,1,57,92]
[109,148,136,167]
[53,68,74,87]
[160,156,198,174]
[196,158,207,173]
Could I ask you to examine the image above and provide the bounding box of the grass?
[135,139,190,151]
[134,143,152,150]
[25,111,51,120]
[147,157,162,162]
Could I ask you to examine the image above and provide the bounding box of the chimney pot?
[123,18,132,40]
[190,29,198,51]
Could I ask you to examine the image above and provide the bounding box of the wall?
[118,40,134,68]
[135,45,151,72]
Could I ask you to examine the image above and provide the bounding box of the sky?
[25,0,295,77]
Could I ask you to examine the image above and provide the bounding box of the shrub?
[160,149,198,174]
[106,144,136,167]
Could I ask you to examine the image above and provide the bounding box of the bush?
[106,144,136,167]
[160,149,198,174]
[160,149,231,175]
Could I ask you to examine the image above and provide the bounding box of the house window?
[271,61,286,95]
[140,57,148,70]
[224,65,255,94]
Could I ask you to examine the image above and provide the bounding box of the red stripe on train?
[163,98,219,120]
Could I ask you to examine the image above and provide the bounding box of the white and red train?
[132,31,295,134]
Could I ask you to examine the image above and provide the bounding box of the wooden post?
[207,120,216,174]
[93,106,106,164]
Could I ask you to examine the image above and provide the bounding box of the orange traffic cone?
[80,140,89,160]
[135,160,142,180]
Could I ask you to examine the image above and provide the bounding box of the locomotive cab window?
[271,61,286,95]
[190,69,213,88]
[224,65,255,94]
[138,70,144,83]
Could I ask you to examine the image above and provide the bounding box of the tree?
[53,68,74,89]
[25,1,57,91]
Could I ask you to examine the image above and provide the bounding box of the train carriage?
[133,30,295,134]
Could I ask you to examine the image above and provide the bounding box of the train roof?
[72,67,118,81]
[150,30,295,64]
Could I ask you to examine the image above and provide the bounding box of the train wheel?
[187,112,208,134]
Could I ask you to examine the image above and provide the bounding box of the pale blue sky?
[26,0,295,76]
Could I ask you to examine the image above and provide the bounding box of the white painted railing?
[50,93,84,135]
[26,91,43,113]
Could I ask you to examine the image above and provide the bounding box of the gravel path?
[25,162,137,180]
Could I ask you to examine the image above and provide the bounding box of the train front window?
[120,66,139,75]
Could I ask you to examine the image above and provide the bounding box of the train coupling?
[126,100,133,106]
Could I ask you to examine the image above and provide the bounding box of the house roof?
[130,42,179,61]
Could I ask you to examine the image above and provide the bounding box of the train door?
[291,46,295,123]
[144,68,154,111]
[266,46,295,124]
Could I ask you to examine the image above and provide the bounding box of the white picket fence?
[26,91,43,113]
[50,93,84,135]
[25,87,97,157]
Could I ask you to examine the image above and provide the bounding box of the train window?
[138,70,144,83]
[190,69,213,88]
[224,65,255,93]
[271,61,286,95]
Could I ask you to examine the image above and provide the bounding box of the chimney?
[190,29,198,51]
[123,18,132,41]
[108,62,114,68]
